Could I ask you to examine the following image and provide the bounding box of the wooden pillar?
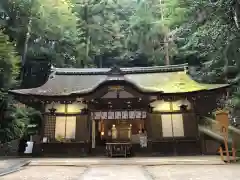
[219,146,224,161]
[223,135,230,163]
[169,101,177,156]
[64,104,68,138]
[232,140,237,163]
[92,119,96,148]
[146,112,152,139]
[41,102,47,140]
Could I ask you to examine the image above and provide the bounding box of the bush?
[0,103,42,144]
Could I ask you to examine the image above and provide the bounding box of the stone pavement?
[145,165,240,180]
[0,158,30,176]
[1,156,239,180]
[1,166,86,180]
[29,156,225,166]
[2,164,240,180]
[81,166,151,180]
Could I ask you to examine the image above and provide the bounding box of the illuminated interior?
[55,116,76,140]
[161,114,184,137]
[45,102,87,113]
[150,99,191,112]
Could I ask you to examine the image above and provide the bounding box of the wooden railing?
[199,117,233,141]
[200,117,240,163]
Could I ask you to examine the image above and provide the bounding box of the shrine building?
[9,64,230,157]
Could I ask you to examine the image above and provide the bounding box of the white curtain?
[65,116,76,139]
[55,117,66,138]
[161,114,173,137]
[172,114,184,137]
[161,114,184,137]
[55,116,76,139]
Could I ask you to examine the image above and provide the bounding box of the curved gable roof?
[9,64,229,96]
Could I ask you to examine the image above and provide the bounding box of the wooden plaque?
[216,110,229,134]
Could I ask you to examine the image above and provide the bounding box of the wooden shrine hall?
[9,64,230,157]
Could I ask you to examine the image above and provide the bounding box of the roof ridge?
[54,63,188,75]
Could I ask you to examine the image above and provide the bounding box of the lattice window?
[44,115,56,139]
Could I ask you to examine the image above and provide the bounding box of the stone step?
[29,156,226,166]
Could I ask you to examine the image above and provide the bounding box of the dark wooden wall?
[182,112,198,137]
[148,114,162,139]
[75,115,89,141]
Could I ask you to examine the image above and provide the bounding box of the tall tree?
[0,31,26,143]
[72,0,133,67]
[0,0,80,88]
[125,0,189,65]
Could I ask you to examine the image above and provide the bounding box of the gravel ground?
[145,165,240,180]
[81,165,150,180]
[2,165,240,180]
[1,166,86,180]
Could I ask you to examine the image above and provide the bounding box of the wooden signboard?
[216,110,229,136]
[91,110,147,120]
[216,110,230,163]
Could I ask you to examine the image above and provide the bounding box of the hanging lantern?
[101,119,104,133]
[80,108,88,115]
[180,104,188,111]
[49,107,56,115]
[148,105,153,113]
[100,118,105,139]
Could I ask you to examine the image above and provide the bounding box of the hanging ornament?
[49,107,56,115]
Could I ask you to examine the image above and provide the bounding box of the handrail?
[198,125,232,143]
[203,117,240,135]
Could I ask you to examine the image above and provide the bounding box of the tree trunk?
[22,19,32,67]
[20,19,32,86]
[164,35,170,65]
[99,56,103,68]
[160,0,170,65]
[84,4,89,68]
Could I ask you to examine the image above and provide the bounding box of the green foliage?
[0,31,20,143]
[0,0,79,67]
[0,105,42,143]
[125,0,190,65]
[1,0,190,68]
[176,0,237,77]
[72,0,132,67]
[173,0,240,114]
[25,107,42,135]
[0,105,28,143]
[0,31,19,89]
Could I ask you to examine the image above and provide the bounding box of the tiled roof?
[9,64,230,96]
